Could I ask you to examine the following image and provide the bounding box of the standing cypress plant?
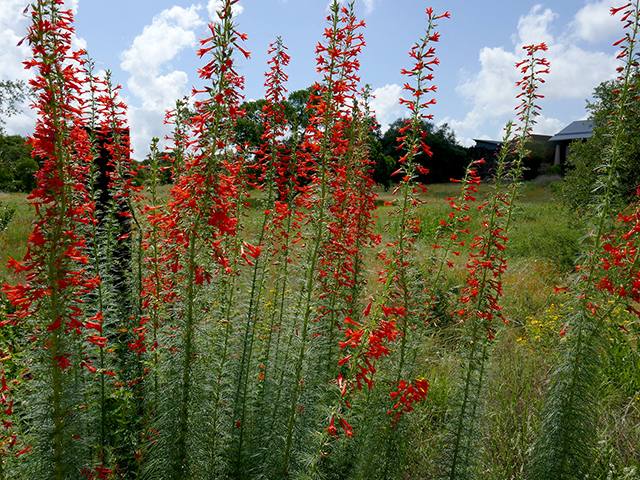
[282,1,380,474]
[93,70,145,477]
[314,4,373,384]
[295,86,381,480]
[443,42,549,480]
[530,2,640,478]
[131,137,168,476]
[324,9,448,479]
[0,368,22,480]
[76,66,123,479]
[131,0,249,479]
[229,37,294,478]
[137,1,250,478]
[253,62,309,478]
[1,1,101,478]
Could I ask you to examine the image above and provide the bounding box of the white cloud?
[514,4,556,46]
[0,0,88,135]
[569,0,620,44]
[207,0,244,20]
[362,0,375,14]
[370,84,404,132]
[532,115,565,135]
[0,0,32,83]
[121,5,203,109]
[447,4,618,146]
[457,47,521,117]
[544,44,616,100]
[67,0,80,14]
[119,1,249,157]
[120,5,204,156]
[0,0,35,135]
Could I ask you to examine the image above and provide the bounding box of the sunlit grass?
[0,191,33,285]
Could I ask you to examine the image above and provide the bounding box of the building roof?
[473,121,592,149]
[549,120,593,143]
[472,139,502,150]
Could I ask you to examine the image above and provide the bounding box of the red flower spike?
[353,14,449,417]
[387,378,430,423]
[2,0,99,379]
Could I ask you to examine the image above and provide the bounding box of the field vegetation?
[0,0,639,479]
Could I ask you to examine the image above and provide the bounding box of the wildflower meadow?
[0,0,639,479]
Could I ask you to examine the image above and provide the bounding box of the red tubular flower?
[387,378,429,422]
[253,37,292,197]
[0,369,19,459]
[514,43,551,148]
[340,8,448,429]
[86,335,107,348]
[338,417,354,438]
[161,5,249,275]
[457,44,550,334]
[325,416,338,437]
[140,1,253,474]
[302,6,382,391]
[332,10,449,420]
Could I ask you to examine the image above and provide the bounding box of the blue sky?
[1,0,623,159]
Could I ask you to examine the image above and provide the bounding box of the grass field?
[2,178,639,479]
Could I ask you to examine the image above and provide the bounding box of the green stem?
[51,328,64,480]
[174,231,198,477]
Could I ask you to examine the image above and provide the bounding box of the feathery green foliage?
[530,2,640,478]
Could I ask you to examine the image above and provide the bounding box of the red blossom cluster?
[395,8,450,171]
[329,9,450,439]
[611,2,640,70]
[388,378,430,422]
[325,412,354,439]
[585,2,640,321]
[596,203,640,308]
[135,1,250,352]
[379,7,450,296]
[0,369,23,461]
[254,38,307,259]
[431,162,483,268]
[304,3,380,333]
[164,0,250,265]
[337,302,400,389]
[81,465,114,479]
[253,38,291,195]
[333,302,427,428]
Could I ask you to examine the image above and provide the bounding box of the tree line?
[1,80,637,199]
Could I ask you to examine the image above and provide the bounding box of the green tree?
[367,120,396,190]
[235,99,267,149]
[285,86,313,133]
[232,88,403,190]
[0,134,37,192]
[0,80,36,192]
[233,89,313,151]
[562,72,640,209]
[0,80,30,134]
[381,118,468,184]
